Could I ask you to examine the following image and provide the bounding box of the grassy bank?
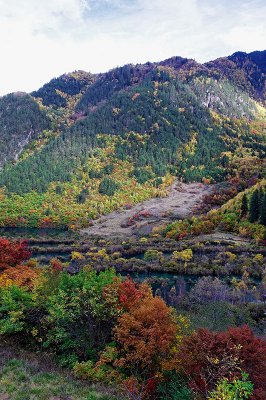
[0,343,118,400]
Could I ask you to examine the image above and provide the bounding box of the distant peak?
[157,55,191,69]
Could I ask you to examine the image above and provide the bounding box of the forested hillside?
[0,93,51,167]
[160,51,266,104]
[206,50,266,102]
[0,50,265,228]
[31,70,94,108]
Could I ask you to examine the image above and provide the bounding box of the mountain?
[0,50,265,229]
[0,92,51,168]
[205,50,266,102]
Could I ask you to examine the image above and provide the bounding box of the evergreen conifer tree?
[259,192,266,226]
[241,193,248,217]
[249,189,260,223]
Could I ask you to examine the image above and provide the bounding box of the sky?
[0,0,265,95]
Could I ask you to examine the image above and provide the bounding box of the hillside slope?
[0,50,265,229]
[0,93,51,168]
[205,50,266,102]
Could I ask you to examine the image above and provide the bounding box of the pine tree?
[249,189,260,223]
[259,193,266,226]
[241,193,248,217]
[99,177,119,196]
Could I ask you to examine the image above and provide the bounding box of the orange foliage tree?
[114,296,177,377]
[86,278,188,399]
[0,264,39,288]
[113,279,185,398]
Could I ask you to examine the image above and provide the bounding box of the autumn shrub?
[105,299,189,398]
[113,296,178,378]
[207,372,253,400]
[0,265,40,288]
[172,249,193,262]
[0,237,37,288]
[74,279,190,398]
[165,220,191,240]
[117,278,152,311]
[238,221,265,241]
[143,249,163,262]
[0,237,31,270]
[178,325,266,399]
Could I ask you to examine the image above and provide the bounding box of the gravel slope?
[81,182,212,238]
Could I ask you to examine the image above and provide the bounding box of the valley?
[0,49,265,400]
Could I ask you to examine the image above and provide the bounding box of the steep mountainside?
[0,93,51,168]
[205,50,266,102]
[0,50,265,228]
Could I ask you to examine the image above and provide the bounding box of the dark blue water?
[0,227,69,239]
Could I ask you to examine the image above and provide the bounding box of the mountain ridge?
[0,49,265,229]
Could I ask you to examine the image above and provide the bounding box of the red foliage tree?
[0,237,31,270]
[178,325,266,399]
[226,326,266,400]
[117,277,151,311]
[50,257,63,273]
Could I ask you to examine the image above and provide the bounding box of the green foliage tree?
[42,268,119,366]
[76,188,89,204]
[249,189,260,222]
[99,177,119,196]
[158,372,194,400]
[207,373,253,400]
[259,192,266,226]
[0,286,33,335]
[241,193,248,217]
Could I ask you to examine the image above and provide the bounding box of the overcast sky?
[0,0,265,95]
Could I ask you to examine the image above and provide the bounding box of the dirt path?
[81,181,212,238]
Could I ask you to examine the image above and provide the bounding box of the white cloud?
[0,0,265,95]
